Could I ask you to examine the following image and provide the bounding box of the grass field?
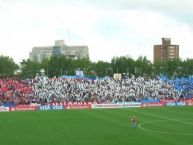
[0,107,193,145]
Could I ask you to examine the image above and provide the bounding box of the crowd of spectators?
[0,75,193,105]
[0,78,33,105]
[159,75,193,99]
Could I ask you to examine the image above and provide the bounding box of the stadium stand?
[1,75,192,106]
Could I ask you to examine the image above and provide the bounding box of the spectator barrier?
[1,100,193,112]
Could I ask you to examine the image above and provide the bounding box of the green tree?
[41,58,50,76]
[153,60,164,75]
[43,56,91,77]
[135,56,152,76]
[111,56,135,75]
[48,56,62,77]
[163,59,182,77]
[94,61,111,77]
[182,59,193,76]
[75,58,90,74]
[0,55,18,77]
[20,59,41,78]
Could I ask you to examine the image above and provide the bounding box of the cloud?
[82,0,193,13]
[0,0,193,64]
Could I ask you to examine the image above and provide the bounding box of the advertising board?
[141,102,164,107]
[0,107,9,112]
[39,105,64,111]
[65,104,91,109]
[92,102,141,109]
[10,105,37,111]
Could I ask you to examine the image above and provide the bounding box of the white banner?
[0,107,9,112]
[92,102,141,109]
[76,70,84,76]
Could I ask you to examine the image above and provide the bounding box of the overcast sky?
[0,0,193,64]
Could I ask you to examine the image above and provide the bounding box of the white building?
[29,40,89,62]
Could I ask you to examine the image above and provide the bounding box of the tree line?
[0,55,18,77]
[1,55,193,78]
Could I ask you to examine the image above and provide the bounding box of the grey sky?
[0,0,193,63]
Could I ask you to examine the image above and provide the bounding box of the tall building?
[29,40,89,62]
[153,38,179,63]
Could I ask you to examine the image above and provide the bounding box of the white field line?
[138,120,193,136]
[127,109,193,126]
[126,109,193,136]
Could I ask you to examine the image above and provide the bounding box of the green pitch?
[0,107,193,145]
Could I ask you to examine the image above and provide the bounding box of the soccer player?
[131,115,137,128]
